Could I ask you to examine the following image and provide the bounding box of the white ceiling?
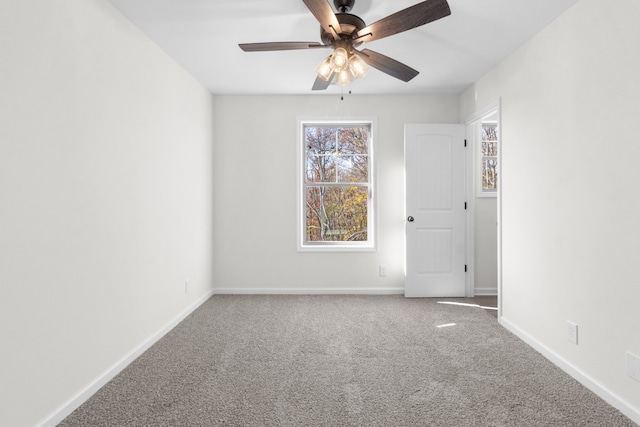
[107,0,578,95]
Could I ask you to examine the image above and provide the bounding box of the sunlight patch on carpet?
[437,301,498,311]
[436,323,457,328]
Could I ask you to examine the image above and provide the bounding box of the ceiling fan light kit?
[239,0,451,91]
[315,42,368,86]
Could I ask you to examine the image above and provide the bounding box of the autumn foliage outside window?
[303,123,372,246]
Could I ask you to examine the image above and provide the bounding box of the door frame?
[464,98,502,318]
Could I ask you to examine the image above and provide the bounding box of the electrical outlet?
[184,280,190,295]
[379,265,387,277]
[627,352,640,382]
[566,321,578,345]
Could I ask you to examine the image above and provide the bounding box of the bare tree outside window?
[481,124,498,193]
[303,124,371,244]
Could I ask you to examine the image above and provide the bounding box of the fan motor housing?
[320,13,367,46]
[334,0,356,13]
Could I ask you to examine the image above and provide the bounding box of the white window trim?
[297,117,377,252]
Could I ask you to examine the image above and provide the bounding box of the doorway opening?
[465,100,502,318]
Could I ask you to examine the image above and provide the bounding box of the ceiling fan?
[239,0,451,90]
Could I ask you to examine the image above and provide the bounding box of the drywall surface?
[475,197,498,293]
[0,1,214,425]
[212,95,459,293]
[461,0,640,419]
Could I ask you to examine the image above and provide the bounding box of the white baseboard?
[500,317,640,426]
[36,289,216,427]
[213,287,405,295]
[474,287,498,296]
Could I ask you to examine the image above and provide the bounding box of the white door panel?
[405,124,466,297]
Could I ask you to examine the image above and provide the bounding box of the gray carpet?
[60,295,636,426]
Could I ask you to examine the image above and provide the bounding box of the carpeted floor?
[60,295,636,426]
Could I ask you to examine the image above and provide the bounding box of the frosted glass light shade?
[336,68,351,86]
[315,56,334,81]
[349,54,368,79]
[332,48,349,69]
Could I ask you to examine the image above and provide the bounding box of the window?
[479,122,498,196]
[298,120,375,251]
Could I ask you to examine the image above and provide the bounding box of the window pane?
[481,125,498,156]
[482,158,498,191]
[481,125,498,141]
[305,127,337,155]
[336,155,368,183]
[482,140,498,156]
[338,127,369,155]
[305,186,368,242]
[306,155,336,182]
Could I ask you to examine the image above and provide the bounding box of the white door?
[405,124,466,297]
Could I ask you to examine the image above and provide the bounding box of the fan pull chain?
[340,87,353,101]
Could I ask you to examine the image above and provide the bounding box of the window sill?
[297,244,377,253]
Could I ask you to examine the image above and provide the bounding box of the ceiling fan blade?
[356,49,419,82]
[356,0,451,43]
[239,42,329,52]
[302,0,341,41]
[312,74,333,91]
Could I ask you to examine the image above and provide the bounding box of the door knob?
[407,216,414,222]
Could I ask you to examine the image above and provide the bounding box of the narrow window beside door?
[298,120,375,252]
[479,123,498,196]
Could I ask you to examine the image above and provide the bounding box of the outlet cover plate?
[566,321,578,345]
[379,265,387,277]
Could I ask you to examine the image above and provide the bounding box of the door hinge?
[465,264,468,273]
[464,139,467,147]
[465,202,467,210]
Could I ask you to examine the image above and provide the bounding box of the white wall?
[461,0,640,421]
[0,1,215,426]
[474,198,498,293]
[213,95,459,293]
